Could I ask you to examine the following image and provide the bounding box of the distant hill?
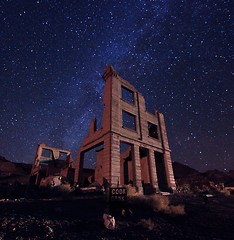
[0,155,233,188]
[202,169,234,187]
[172,162,199,179]
[172,162,234,192]
[0,155,31,184]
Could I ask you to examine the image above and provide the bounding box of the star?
[0,0,233,172]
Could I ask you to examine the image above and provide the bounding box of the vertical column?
[131,144,143,194]
[36,144,43,166]
[31,144,43,185]
[74,150,79,183]
[120,154,124,186]
[158,112,176,191]
[102,135,111,184]
[110,134,121,186]
[148,149,159,191]
[53,149,59,159]
[163,151,176,191]
[75,150,84,185]
[35,172,40,186]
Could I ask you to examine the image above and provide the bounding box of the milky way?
[0,0,233,171]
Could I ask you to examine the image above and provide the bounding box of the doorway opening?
[120,142,133,186]
[154,151,168,191]
[79,143,104,187]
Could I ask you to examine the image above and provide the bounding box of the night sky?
[0,0,233,172]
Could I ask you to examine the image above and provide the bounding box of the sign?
[109,187,127,202]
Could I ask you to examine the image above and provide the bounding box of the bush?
[56,183,72,194]
[138,218,156,230]
[151,195,185,215]
[36,183,73,199]
[129,194,185,216]
[221,189,231,196]
[168,205,185,215]
[125,184,138,196]
[150,194,170,212]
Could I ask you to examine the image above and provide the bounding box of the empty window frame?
[121,86,134,104]
[41,149,53,159]
[148,122,158,139]
[58,152,68,160]
[122,111,136,131]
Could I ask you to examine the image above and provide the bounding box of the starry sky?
[0,0,233,172]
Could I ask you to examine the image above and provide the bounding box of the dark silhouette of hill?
[0,155,31,184]
[201,169,234,187]
[172,162,234,191]
[172,162,199,179]
[0,155,233,188]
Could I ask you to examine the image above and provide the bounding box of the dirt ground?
[0,194,234,240]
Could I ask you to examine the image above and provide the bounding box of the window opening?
[122,111,136,131]
[148,122,158,139]
[121,86,134,104]
[154,151,168,191]
[41,149,53,159]
[58,152,67,160]
[81,143,104,187]
[120,142,133,185]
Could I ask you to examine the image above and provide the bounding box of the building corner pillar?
[132,144,143,194]
[148,149,159,192]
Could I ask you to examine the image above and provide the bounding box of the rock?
[103,213,115,230]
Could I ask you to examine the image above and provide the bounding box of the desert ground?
[0,193,234,240]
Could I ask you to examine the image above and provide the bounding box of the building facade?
[75,65,176,193]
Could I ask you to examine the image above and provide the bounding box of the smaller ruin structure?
[30,144,75,186]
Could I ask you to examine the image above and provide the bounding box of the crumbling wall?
[30,144,75,186]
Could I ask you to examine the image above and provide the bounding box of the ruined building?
[75,65,176,194]
[30,144,75,186]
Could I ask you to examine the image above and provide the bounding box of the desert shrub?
[138,218,156,230]
[150,195,169,212]
[125,184,138,196]
[221,189,231,196]
[150,195,185,215]
[56,183,72,193]
[50,183,73,198]
[37,183,73,199]
[168,205,185,215]
[129,194,185,216]
[127,195,151,212]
